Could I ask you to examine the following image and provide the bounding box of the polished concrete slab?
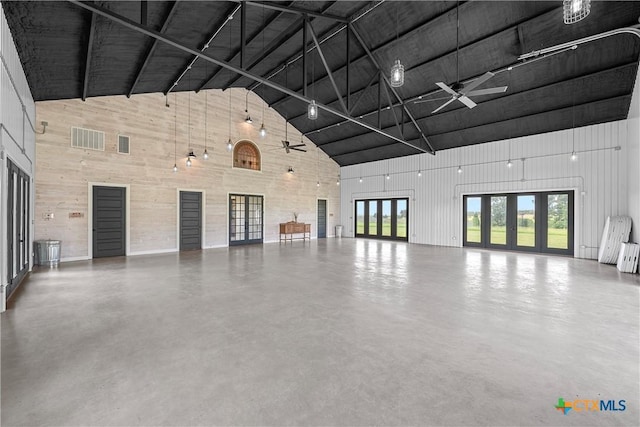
[2,239,639,426]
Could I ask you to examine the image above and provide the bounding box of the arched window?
[233,141,261,171]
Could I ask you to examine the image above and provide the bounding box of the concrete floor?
[1,239,639,426]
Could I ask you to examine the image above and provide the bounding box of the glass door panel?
[516,195,536,247]
[547,194,569,249]
[248,196,263,241]
[489,196,507,245]
[356,201,365,235]
[368,201,377,235]
[396,200,407,238]
[381,200,392,237]
[465,197,482,244]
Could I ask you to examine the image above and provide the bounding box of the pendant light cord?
[188,72,191,152]
[204,60,208,151]
[571,47,576,153]
[456,0,460,84]
[174,92,177,163]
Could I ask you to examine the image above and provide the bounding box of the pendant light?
[258,4,267,138]
[563,0,590,24]
[244,90,252,124]
[186,72,193,167]
[457,166,463,174]
[389,8,404,88]
[203,61,210,160]
[226,87,233,152]
[570,46,578,161]
[307,56,318,120]
[226,20,234,153]
[307,100,318,120]
[172,93,178,173]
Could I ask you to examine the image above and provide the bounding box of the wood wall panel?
[35,89,340,260]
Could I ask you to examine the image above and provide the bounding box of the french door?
[463,191,574,255]
[355,198,408,241]
[229,194,263,245]
[6,159,30,299]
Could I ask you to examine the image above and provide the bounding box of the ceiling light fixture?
[336,176,340,186]
[389,7,404,87]
[457,166,463,174]
[417,170,422,177]
[317,181,320,187]
[390,60,405,88]
[288,166,294,174]
[226,22,234,153]
[386,173,391,180]
[308,56,318,120]
[563,0,591,24]
[186,72,193,167]
[307,100,318,120]
[570,47,578,162]
[259,4,267,138]
[359,177,363,183]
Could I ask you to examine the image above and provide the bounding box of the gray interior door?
[180,191,202,251]
[92,186,125,258]
[317,199,327,238]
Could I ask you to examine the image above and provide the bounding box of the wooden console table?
[279,222,311,243]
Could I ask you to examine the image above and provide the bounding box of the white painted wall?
[0,4,36,310]
[340,120,631,260]
[627,67,640,243]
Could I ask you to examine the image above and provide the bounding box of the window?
[233,141,261,171]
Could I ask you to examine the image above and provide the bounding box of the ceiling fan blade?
[281,140,288,148]
[413,96,454,104]
[460,71,495,94]
[435,82,459,96]
[431,97,457,114]
[285,147,290,153]
[466,86,508,97]
[458,95,477,109]
[290,147,307,152]
[288,144,306,148]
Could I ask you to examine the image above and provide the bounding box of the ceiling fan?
[417,1,507,114]
[281,120,306,153]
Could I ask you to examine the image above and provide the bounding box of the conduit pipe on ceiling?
[517,25,640,61]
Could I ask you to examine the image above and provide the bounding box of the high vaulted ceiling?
[3,1,640,166]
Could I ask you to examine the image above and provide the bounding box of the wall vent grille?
[71,127,105,151]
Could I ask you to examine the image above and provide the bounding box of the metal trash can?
[34,240,61,267]
[335,225,343,238]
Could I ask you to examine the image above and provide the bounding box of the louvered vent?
[71,127,105,151]
[118,135,130,154]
